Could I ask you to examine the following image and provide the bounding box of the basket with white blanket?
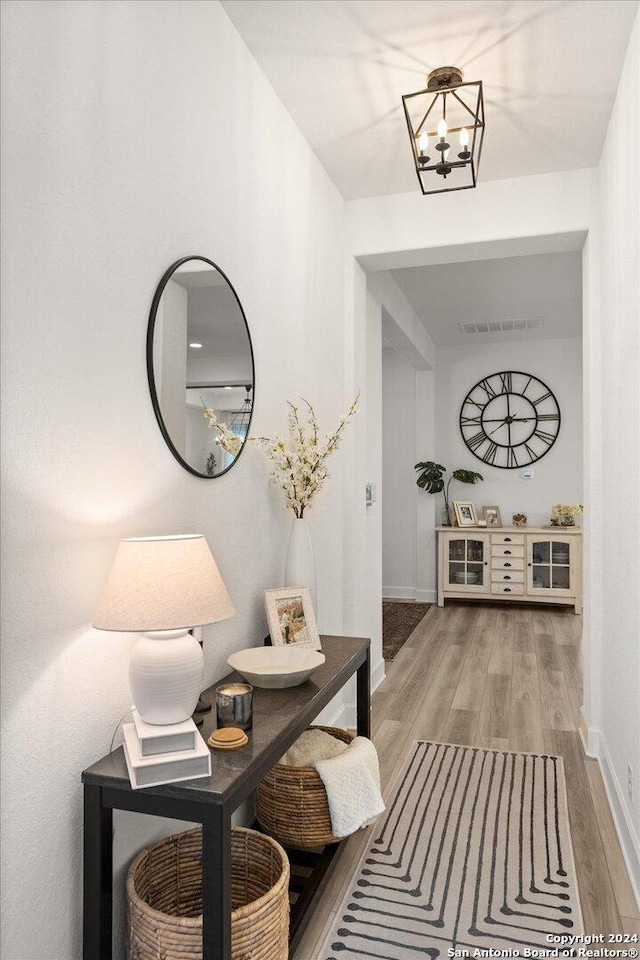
[256,725,384,850]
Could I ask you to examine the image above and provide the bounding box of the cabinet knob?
[528,563,532,567]
[504,537,512,542]
[484,561,488,565]
[504,550,512,555]
[504,575,511,580]
[504,588,512,593]
[504,562,512,567]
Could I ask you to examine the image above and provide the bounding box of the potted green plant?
[415,461,483,525]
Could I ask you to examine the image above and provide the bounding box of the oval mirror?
[147,256,255,478]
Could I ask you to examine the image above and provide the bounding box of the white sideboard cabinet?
[436,526,582,614]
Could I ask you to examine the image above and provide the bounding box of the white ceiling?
[221,0,639,200]
[391,250,582,345]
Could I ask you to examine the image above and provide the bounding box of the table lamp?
[93,534,235,725]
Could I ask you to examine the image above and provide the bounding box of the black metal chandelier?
[402,66,485,196]
[229,385,253,435]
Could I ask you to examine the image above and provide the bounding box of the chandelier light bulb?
[402,64,484,195]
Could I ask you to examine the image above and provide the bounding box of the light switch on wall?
[521,468,535,480]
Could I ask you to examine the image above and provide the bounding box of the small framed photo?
[452,501,478,526]
[264,587,321,650]
[482,505,503,527]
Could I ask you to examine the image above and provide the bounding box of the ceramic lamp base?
[129,629,204,725]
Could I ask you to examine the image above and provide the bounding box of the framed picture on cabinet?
[264,587,321,650]
[452,501,478,527]
[482,505,503,527]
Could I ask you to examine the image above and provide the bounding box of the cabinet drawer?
[491,583,525,596]
[491,534,524,546]
[492,544,524,558]
[491,570,525,584]
[491,557,525,571]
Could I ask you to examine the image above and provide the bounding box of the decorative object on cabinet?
[414,460,483,525]
[227,646,325,689]
[268,728,384,839]
[512,512,527,526]
[452,500,478,526]
[285,517,317,610]
[254,395,358,611]
[402,66,485,196]
[256,726,355,849]
[264,587,321,650]
[147,256,254,479]
[482,505,502,526]
[127,826,290,960]
[460,370,561,468]
[121,722,211,789]
[255,396,358,519]
[131,708,199,756]
[93,534,235,724]
[208,727,249,751]
[550,503,583,526]
[437,526,582,613]
[216,683,253,730]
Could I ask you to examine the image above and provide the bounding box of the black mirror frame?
[146,255,255,479]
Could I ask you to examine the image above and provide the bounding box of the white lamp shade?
[93,534,235,632]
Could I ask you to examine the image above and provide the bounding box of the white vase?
[285,516,317,612]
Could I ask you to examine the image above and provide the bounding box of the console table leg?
[356,647,371,738]
[203,804,232,960]
[83,784,112,960]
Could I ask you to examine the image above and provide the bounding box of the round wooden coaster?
[208,728,248,750]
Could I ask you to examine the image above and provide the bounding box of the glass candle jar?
[216,682,253,731]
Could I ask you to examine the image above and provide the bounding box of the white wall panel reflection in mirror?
[147,257,254,478]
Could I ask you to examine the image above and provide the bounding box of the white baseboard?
[598,733,640,909]
[580,708,600,757]
[383,587,437,603]
[416,588,437,603]
[372,658,386,692]
[383,586,416,600]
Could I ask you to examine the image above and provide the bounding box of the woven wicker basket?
[127,826,289,960]
[255,725,355,850]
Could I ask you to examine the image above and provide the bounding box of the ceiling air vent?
[459,318,545,335]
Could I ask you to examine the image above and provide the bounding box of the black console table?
[82,635,371,960]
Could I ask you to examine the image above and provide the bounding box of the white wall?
[587,10,640,896]
[0,2,349,957]
[365,272,436,604]
[382,348,417,598]
[436,336,583,527]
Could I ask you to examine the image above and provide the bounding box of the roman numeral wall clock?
[459,370,561,469]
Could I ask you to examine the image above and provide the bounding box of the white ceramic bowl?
[227,647,326,689]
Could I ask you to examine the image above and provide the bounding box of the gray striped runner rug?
[319,741,583,958]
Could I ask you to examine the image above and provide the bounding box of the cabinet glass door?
[445,535,488,592]
[527,536,573,596]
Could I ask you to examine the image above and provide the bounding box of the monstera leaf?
[414,461,446,494]
[451,469,483,485]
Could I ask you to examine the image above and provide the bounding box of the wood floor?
[293,601,640,959]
